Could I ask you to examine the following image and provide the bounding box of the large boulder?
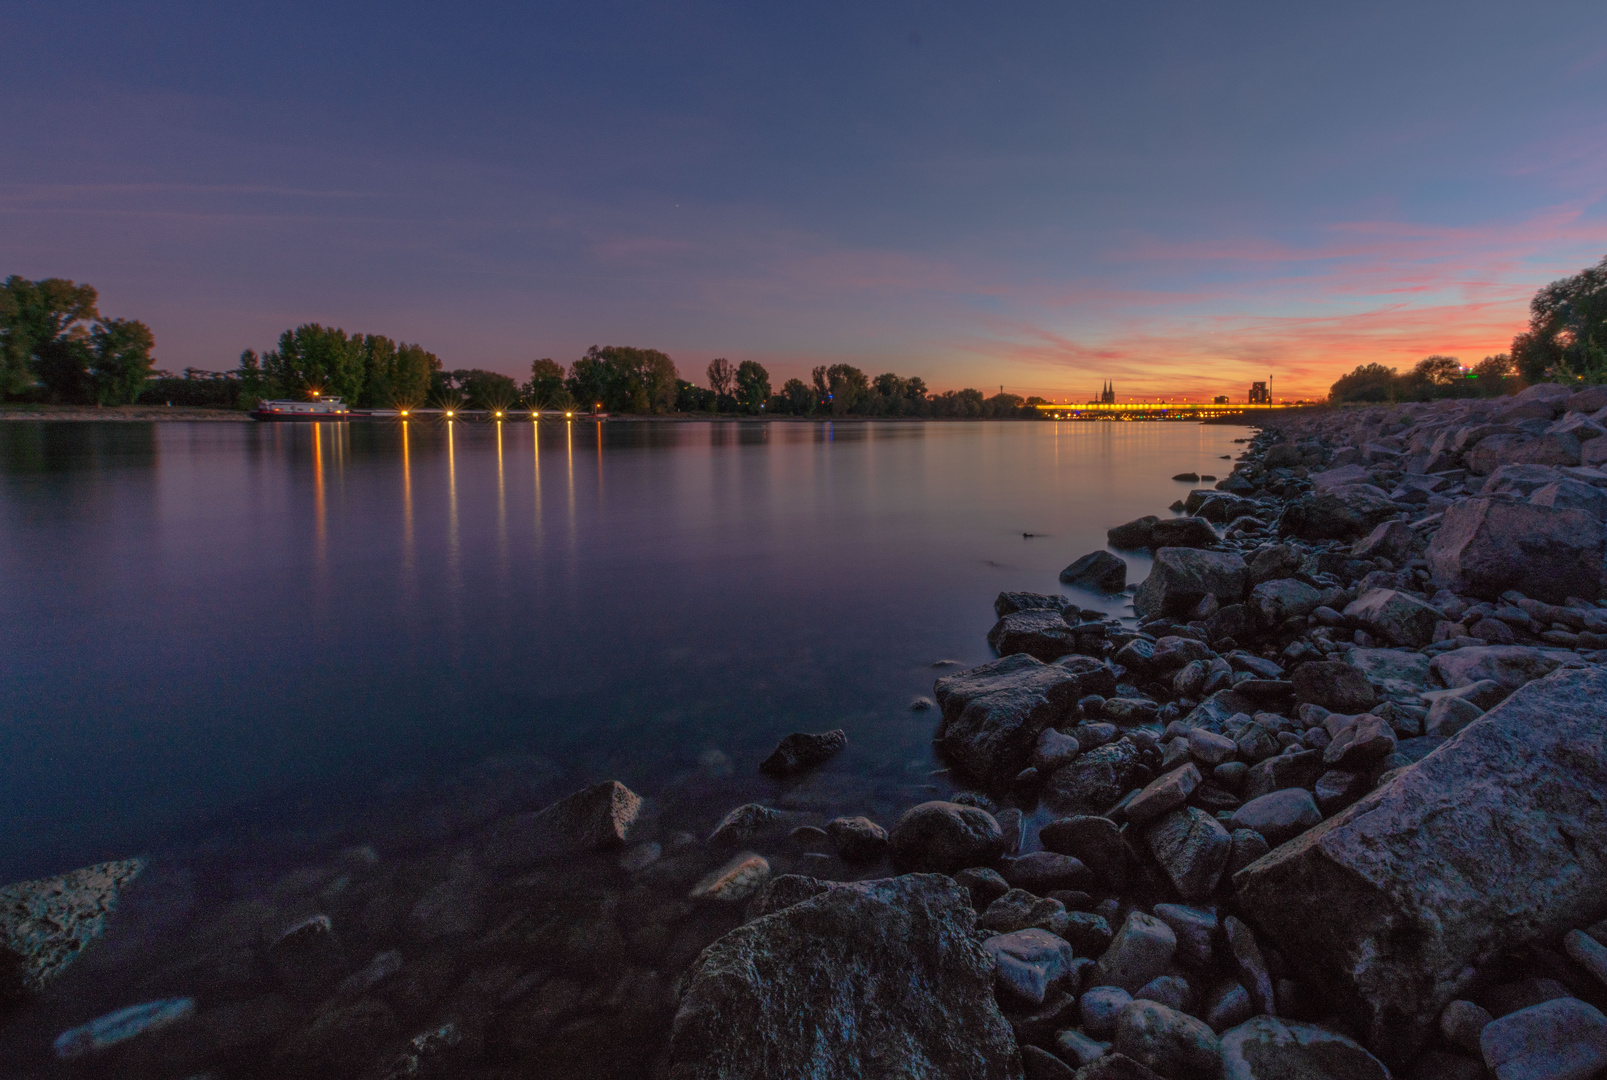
[1134,548,1248,620]
[1466,432,1581,475]
[1428,645,1571,692]
[1343,588,1445,648]
[1530,478,1607,521]
[479,780,641,866]
[1291,661,1378,713]
[1479,996,1607,1080]
[1277,488,1398,541]
[0,859,145,1000]
[1218,1017,1389,1080]
[1062,551,1127,592]
[667,874,1021,1079]
[988,610,1078,662]
[1426,497,1606,603]
[933,654,1099,789]
[1234,666,1607,1056]
[1043,740,1151,815]
[1247,578,1322,626]
[889,802,1006,873]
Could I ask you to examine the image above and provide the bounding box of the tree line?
[1329,253,1607,403]
[0,277,156,404]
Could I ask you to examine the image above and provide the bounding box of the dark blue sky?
[5,0,1606,397]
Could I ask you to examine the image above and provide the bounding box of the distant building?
[1249,381,1271,404]
[1093,381,1115,404]
[1213,395,1229,405]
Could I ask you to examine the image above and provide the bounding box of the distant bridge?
[1032,402,1306,421]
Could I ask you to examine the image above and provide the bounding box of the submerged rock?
[759,729,848,776]
[479,780,641,866]
[0,858,144,1000]
[1062,551,1128,592]
[667,874,1020,1080]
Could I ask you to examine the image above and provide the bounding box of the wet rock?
[480,780,641,865]
[1004,851,1093,893]
[980,889,1069,936]
[826,816,889,862]
[1234,666,1607,1051]
[0,857,144,1000]
[1323,714,1396,769]
[1146,807,1231,901]
[1043,740,1151,815]
[1344,588,1445,647]
[889,801,1005,874]
[1219,1016,1389,1080]
[1201,981,1254,1033]
[1039,815,1127,887]
[1222,914,1275,1014]
[1113,999,1222,1080]
[955,867,1010,910]
[1565,929,1607,990]
[760,729,848,776]
[1063,551,1128,592]
[1134,973,1192,1012]
[934,654,1103,790]
[1081,985,1135,1037]
[1427,498,1605,603]
[1228,788,1321,846]
[1055,1028,1109,1068]
[990,609,1080,662]
[1186,727,1236,765]
[667,874,1019,1080]
[709,802,792,846]
[1291,660,1378,713]
[997,591,1074,617]
[267,914,347,1001]
[1152,903,1216,967]
[1151,517,1221,549]
[1110,516,1161,548]
[1034,728,1083,773]
[1096,912,1177,993]
[1428,645,1569,692]
[1479,997,1607,1080]
[54,997,195,1059]
[1125,763,1200,825]
[1152,636,1215,670]
[690,853,772,903]
[986,927,1076,1004]
[1183,688,1259,731]
[1134,548,1248,620]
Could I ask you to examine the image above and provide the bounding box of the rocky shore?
[7,383,1607,1078]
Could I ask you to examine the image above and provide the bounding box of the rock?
[1060,911,1116,956]
[1096,912,1177,993]
[1034,729,1083,773]
[1186,727,1236,765]
[1134,973,1192,1012]
[1429,645,1569,692]
[1063,551,1128,592]
[1565,929,1607,990]
[1313,769,1374,815]
[667,874,1019,1080]
[1151,517,1220,549]
[825,816,888,862]
[985,928,1076,1004]
[1055,1028,1109,1068]
[1043,741,1151,815]
[1228,788,1322,846]
[954,867,1010,910]
[1427,498,1606,603]
[1081,986,1135,1037]
[1424,695,1484,737]
[1146,807,1231,901]
[1353,519,1414,562]
[1074,1054,1165,1080]
[1152,904,1217,967]
[934,654,1099,790]
[1152,636,1215,670]
[1235,665,1607,1052]
[990,610,1080,662]
[1344,589,1446,647]
[1183,688,1259,732]
[1103,698,1160,725]
[1004,851,1092,894]
[759,729,848,776]
[690,853,772,903]
[1241,749,1324,801]
[0,858,144,1000]
[1219,1016,1390,1080]
[1531,479,1607,521]
[1278,488,1399,540]
[1024,1044,1080,1079]
[1222,915,1275,1014]
[1479,997,1607,1080]
[1248,578,1323,626]
[1039,815,1127,887]
[1126,764,1201,825]
[1201,981,1254,1033]
[1110,516,1161,548]
[1226,829,1270,877]
[709,802,791,846]
[267,915,347,1001]
[1291,661,1378,713]
[480,780,641,865]
[1323,714,1396,769]
[1409,1050,1487,1080]
[1347,647,1431,696]
[1113,1000,1222,1080]
[1440,999,1493,1054]
[889,801,1005,874]
[1134,549,1248,620]
[980,889,1069,936]
[997,591,1073,617]
[1468,432,1582,474]
[53,997,195,1059]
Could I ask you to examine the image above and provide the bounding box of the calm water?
[0,419,1243,883]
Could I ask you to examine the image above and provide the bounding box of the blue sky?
[4,0,1606,398]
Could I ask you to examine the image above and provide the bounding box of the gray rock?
[1565,929,1607,990]
[1440,999,1493,1054]
[0,858,144,1001]
[1222,915,1275,1014]
[1278,487,1399,540]
[1126,763,1201,825]
[690,853,772,903]
[480,780,642,865]
[1202,981,1254,1034]
[1234,666,1607,1051]
[1353,519,1414,561]
[1043,740,1151,815]
[1096,912,1177,993]
[1313,768,1374,815]
[954,867,1010,911]
[1134,974,1192,1012]
[1063,551,1128,592]
[1060,911,1116,956]
[1182,688,1260,732]
[1428,645,1570,692]
[980,889,1069,936]
[1530,478,1607,521]
[667,874,1020,1080]
[1479,997,1607,1080]
[1225,829,1270,877]
[1151,517,1221,549]
[1291,661,1378,713]
[1427,498,1606,603]
[1024,1044,1079,1080]
[1241,748,1324,801]
[1344,588,1445,647]
[827,816,889,862]
[889,801,1005,874]
[1346,647,1431,696]
[1424,695,1484,737]
[1229,788,1322,846]
[1114,1000,1222,1080]
[709,802,791,846]
[1134,548,1248,620]
[1034,729,1083,773]
[1039,815,1127,887]
[1187,727,1236,765]
[1054,1028,1109,1068]
[1249,578,1323,625]
[1004,851,1092,894]
[985,928,1076,1004]
[1146,807,1232,901]
[1151,636,1215,671]
[1080,985,1135,1038]
[760,729,848,776]
[1110,516,1161,549]
[1323,714,1396,769]
[934,654,1099,790]
[1152,903,1217,967]
[1467,432,1581,474]
[1219,1016,1389,1080]
[997,591,1074,617]
[990,610,1080,662]
[268,914,348,1001]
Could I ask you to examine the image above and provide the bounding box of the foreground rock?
[1426,498,1605,603]
[1479,997,1607,1080]
[667,874,1021,1079]
[1235,666,1607,1054]
[890,801,1006,873]
[1218,1016,1389,1080]
[480,780,641,866]
[0,858,144,1000]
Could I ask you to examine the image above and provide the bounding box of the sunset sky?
[5,0,1607,400]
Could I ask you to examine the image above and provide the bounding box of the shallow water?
[0,418,1244,1073]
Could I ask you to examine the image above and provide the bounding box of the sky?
[3,1,1606,401]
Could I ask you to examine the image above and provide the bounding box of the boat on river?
[250,398,351,421]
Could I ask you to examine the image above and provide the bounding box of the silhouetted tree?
[734,360,771,413]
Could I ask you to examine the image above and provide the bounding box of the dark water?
[0,418,1246,1076]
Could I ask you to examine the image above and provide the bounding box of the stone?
[1134,973,1192,1011]
[1314,769,1374,815]
[1043,741,1151,816]
[1103,698,1160,725]
[1347,647,1431,696]
[827,816,889,862]
[985,928,1076,1004]
[1429,645,1569,692]
[1278,487,1399,540]
[1235,666,1607,1052]
[1151,517,1220,549]
[889,801,1005,874]
[1248,578,1323,626]
[267,914,347,1001]
[1151,636,1215,670]
[1074,1054,1165,1080]
[1110,516,1160,548]
[997,591,1073,617]
[1152,903,1217,967]
[1226,829,1270,877]
[1054,1029,1109,1068]
[667,874,1019,1080]
[1024,1044,1079,1079]
[1222,916,1275,1015]
[954,867,1010,910]
[1467,433,1582,474]
[480,780,641,865]
[1146,807,1232,901]
[1039,815,1126,887]
[690,853,772,903]
[1134,548,1248,620]
[1004,851,1093,894]
[934,654,1098,790]
[1479,997,1607,1080]
[1440,999,1493,1054]
[1183,688,1259,732]
[979,889,1068,936]
[1353,519,1414,562]
[0,858,144,1000]
[709,802,791,846]
[1427,498,1606,603]
[53,997,195,1059]
[1080,986,1135,1038]
[1344,588,1445,647]
[1424,695,1484,737]
[1323,714,1396,768]
[1096,912,1177,993]
[1241,748,1324,801]
[1063,551,1128,592]
[1565,928,1607,990]
[1228,788,1322,846]
[991,610,1080,662]
[1291,661,1378,713]
[1531,479,1607,521]
[1126,763,1201,825]
[1034,729,1083,773]
[1218,1016,1390,1080]
[1410,1051,1485,1080]
[1060,911,1115,956]
[759,729,848,776]
[1113,1000,1222,1080]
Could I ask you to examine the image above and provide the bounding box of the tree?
[707,357,735,397]
[0,276,100,400]
[1472,353,1512,380]
[1329,363,1399,403]
[88,318,156,404]
[1514,255,1607,382]
[566,346,679,413]
[734,360,771,413]
[781,378,814,415]
[821,363,869,415]
[1409,355,1462,386]
[262,324,366,402]
[526,358,566,407]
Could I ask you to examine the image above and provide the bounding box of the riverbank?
[5,389,1607,1077]
[0,404,250,422]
